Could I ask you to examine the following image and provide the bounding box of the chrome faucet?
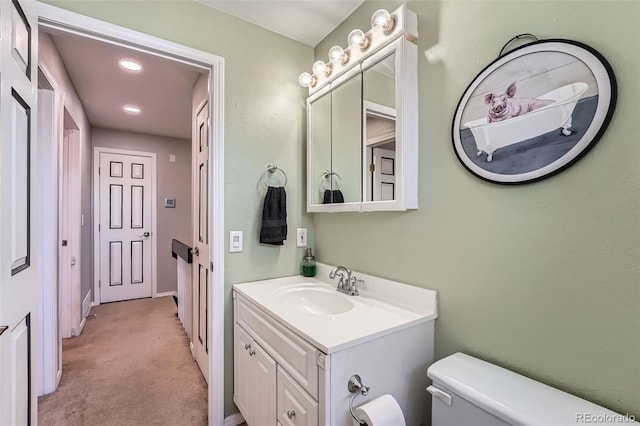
[329,266,364,296]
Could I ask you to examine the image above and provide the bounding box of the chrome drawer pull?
[287,410,296,419]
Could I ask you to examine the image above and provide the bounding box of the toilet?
[427,353,637,426]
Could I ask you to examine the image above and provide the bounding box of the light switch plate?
[229,231,243,253]
[296,228,307,247]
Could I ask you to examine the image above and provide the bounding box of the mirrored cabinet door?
[310,90,332,206]
[306,37,417,213]
[363,51,397,202]
[331,73,362,205]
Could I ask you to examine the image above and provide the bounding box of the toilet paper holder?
[348,374,370,425]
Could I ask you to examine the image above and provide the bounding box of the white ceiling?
[45,2,363,140]
[198,0,365,46]
[49,32,203,140]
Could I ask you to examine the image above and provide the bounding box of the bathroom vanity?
[233,264,437,426]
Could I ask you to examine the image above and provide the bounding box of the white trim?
[78,313,87,336]
[208,40,226,426]
[93,147,158,303]
[36,66,62,396]
[223,413,245,426]
[62,102,83,337]
[155,291,177,298]
[36,6,226,424]
[82,290,92,317]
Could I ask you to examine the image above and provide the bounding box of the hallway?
[38,297,207,425]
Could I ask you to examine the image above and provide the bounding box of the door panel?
[0,0,37,423]
[98,152,153,303]
[192,102,210,381]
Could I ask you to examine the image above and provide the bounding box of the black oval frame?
[451,38,617,185]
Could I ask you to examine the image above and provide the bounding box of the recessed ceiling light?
[119,59,142,72]
[123,105,141,114]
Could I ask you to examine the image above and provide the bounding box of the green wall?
[41,0,639,420]
[41,0,314,417]
[315,0,639,418]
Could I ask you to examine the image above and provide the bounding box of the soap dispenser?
[301,247,316,277]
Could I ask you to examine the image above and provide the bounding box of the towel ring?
[321,170,343,191]
[261,164,287,187]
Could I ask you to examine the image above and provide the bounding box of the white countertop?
[233,264,437,354]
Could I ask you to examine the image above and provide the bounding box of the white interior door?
[98,151,154,303]
[372,147,396,201]
[192,102,209,381]
[0,0,38,424]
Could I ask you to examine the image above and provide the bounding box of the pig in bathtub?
[485,82,553,123]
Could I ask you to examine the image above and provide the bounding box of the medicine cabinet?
[305,4,418,213]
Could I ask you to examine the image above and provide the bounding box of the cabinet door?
[252,341,277,426]
[277,367,318,426]
[234,325,253,423]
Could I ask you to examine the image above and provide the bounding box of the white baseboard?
[223,413,245,426]
[76,291,93,335]
[82,291,92,317]
[77,316,86,336]
[155,291,177,298]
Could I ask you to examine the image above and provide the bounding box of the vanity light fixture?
[371,9,395,33]
[123,104,141,114]
[298,4,415,90]
[312,60,331,77]
[347,29,370,50]
[119,59,142,72]
[298,72,316,88]
[328,46,349,65]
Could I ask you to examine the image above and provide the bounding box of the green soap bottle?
[301,247,316,277]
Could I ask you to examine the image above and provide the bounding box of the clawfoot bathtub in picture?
[465,82,588,161]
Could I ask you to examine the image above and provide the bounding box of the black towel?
[323,189,344,204]
[260,186,287,245]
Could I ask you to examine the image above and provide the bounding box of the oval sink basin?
[277,286,354,316]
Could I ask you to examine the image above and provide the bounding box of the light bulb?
[298,72,315,88]
[371,9,394,32]
[328,46,348,65]
[347,29,370,49]
[312,60,331,77]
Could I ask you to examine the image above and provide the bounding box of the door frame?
[93,147,158,302]
[60,108,82,339]
[36,65,63,395]
[36,4,226,425]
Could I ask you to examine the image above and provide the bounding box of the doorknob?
[71,257,77,266]
[193,247,200,256]
[138,232,150,238]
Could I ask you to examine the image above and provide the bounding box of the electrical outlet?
[296,228,307,247]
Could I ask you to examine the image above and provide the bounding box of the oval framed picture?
[452,39,617,184]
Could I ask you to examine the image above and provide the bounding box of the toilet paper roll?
[353,394,406,426]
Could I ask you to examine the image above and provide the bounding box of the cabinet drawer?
[236,295,319,399]
[277,367,318,426]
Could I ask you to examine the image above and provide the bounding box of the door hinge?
[210,261,214,272]
[369,164,375,172]
[98,224,101,232]
[99,280,101,288]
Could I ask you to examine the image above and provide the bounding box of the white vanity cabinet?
[234,294,319,426]
[234,325,277,426]
[233,274,437,426]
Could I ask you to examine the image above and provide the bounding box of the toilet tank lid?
[427,353,635,426]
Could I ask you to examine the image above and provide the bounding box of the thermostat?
[164,198,176,208]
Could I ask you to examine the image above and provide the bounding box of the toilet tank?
[427,353,637,426]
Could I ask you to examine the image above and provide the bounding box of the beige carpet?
[38,297,208,425]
